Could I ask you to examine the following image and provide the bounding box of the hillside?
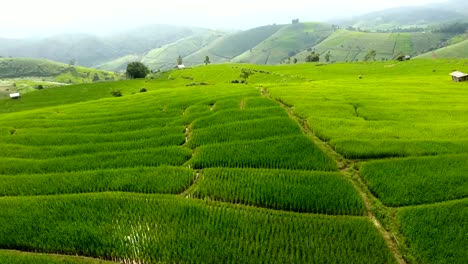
[0,58,119,98]
[336,7,467,31]
[417,39,468,59]
[0,60,466,263]
[0,25,211,67]
[184,24,285,66]
[141,31,225,71]
[232,23,334,64]
[292,30,451,62]
[95,55,142,72]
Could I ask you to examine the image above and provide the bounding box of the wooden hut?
[450,71,468,82]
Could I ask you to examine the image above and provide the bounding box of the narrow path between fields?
[260,88,407,264]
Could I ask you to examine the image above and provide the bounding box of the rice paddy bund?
[0,60,466,263]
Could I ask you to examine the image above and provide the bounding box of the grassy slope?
[232,23,334,64]
[94,55,142,72]
[0,58,119,98]
[337,7,467,30]
[1,60,467,263]
[0,64,399,263]
[141,31,225,70]
[292,30,449,62]
[417,39,468,58]
[184,25,284,65]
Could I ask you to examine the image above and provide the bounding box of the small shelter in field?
[9,93,21,99]
[450,71,468,82]
[177,64,186,70]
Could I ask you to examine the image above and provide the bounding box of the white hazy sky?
[1,0,448,38]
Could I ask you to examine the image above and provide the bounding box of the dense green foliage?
[1,59,466,263]
[398,199,468,264]
[195,168,365,215]
[0,250,114,263]
[0,167,194,196]
[0,193,396,264]
[126,62,150,79]
[361,155,468,206]
[190,136,337,171]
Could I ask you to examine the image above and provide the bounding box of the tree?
[305,52,320,63]
[325,52,331,63]
[292,19,299,24]
[177,55,183,66]
[204,56,211,65]
[92,73,100,82]
[68,58,76,66]
[364,50,377,61]
[293,58,298,64]
[126,62,150,79]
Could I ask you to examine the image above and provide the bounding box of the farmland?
[0,59,467,263]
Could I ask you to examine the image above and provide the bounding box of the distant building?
[450,71,468,82]
[9,93,20,99]
[177,65,186,70]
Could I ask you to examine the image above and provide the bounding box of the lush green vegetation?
[190,136,337,171]
[1,58,466,263]
[0,193,396,264]
[417,39,468,59]
[0,58,119,99]
[0,167,194,196]
[263,59,468,158]
[293,30,450,62]
[361,154,468,206]
[0,250,114,263]
[398,199,468,264]
[233,23,334,64]
[194,168,365,215]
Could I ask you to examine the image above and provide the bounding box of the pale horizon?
[1,0,448,38]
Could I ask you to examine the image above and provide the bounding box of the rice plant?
[194,168,365,215]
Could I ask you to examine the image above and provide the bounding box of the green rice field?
[0,59,466,263]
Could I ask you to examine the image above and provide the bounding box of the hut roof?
[450,71,468,78]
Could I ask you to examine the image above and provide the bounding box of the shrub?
[111,90,122,97]
[140,88,147,93]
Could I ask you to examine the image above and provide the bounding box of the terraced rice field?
[0,60,466,263]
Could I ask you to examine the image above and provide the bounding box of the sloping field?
[253,59,468,264]
[0,64,399,263]
[233,23,334,64]
[417,39,468,59]
[293,30,449,62]
[1,60,466,263]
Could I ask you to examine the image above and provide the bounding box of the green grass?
[261,59,468,158]
[0,166,194,197]
[292,30,449,62]
[188,117,301,147]
[0,250,114,263]
[0,193,396,264]
[417,39,468,59]
[0,58,118,82]
[141,31,224,70]
[397,199,468,264]
[361,154,468,206]
[190,136,337,171]
[194,168,365,215]
[185,25,284,64]
[233,23,334,64]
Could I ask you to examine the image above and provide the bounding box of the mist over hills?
[0,0,467,71]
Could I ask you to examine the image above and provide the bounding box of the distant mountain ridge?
[1,0,468,71]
